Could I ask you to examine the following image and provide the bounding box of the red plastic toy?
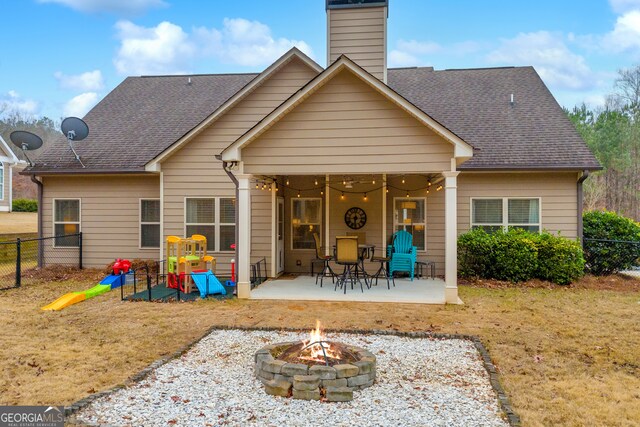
[113,258,131,275]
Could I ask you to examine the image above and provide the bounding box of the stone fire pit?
[254,340,376,402]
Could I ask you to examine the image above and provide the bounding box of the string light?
[386,188,389,193]
[314,178,318,186]
[297,191,301,198]
[320,190,324,196]
[426,189,430,194]
[363,192,368,201]
[341,192,345,200]
[372,178,376,184]
[428,181,432,187]
[342,177,347,186]
[286,177,290,186]
[402,176,405,184]
[255,182,259,189]
[436,185,443,191]
[406,192,410,198]
[262,183,267,190]
[275,183,279,192]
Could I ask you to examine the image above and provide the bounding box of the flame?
[301,320,340,363]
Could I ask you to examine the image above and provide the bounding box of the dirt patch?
[0,212,37,234]
[461,273,640,292]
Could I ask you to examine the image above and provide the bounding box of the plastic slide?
[100,274,125,288]
[190,270,227,298]
[41,292,86,311]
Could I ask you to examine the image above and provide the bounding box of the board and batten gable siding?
[42,175,160,267]
[328,6,386,81]
[0,162,10,210]
[457,172,579,238]
[161,57,319,277]
[241,70,454,175]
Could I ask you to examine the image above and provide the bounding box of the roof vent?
[187,77,192,85]
[510,93,515,106]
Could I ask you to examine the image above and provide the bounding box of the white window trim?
[139,198,160,249]
[52,198,81,248]
[183,197,236,253]
[470,197,542,232]
[392,197,427,252]
[0,162,4,201]
[291,197,322,251]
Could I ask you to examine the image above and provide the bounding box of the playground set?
[41,235,234,310]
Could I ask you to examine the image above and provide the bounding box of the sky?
[1,0,639,121]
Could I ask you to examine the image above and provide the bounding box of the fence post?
[15,238,21,288]
[78,232,83,270]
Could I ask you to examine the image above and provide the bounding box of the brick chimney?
[326,0,388,82]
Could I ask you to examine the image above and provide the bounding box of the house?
[0,135,26,212]
[24,0,600,303]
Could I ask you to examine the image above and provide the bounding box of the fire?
[301,320,340,363]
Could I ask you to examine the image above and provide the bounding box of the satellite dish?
[9,130,43,166]
[60,116,89,167]
[61,117,89,141]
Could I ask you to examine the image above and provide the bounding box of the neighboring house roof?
[25,58,601,174]
[0,135,22,164]
[221,55,474,162]
[388,66,601,170]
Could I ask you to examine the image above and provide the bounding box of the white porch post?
[237,174,252,299]
[443,171,460,304]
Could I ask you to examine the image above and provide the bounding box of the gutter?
[216,155,239,278]
[577,170,590,242]
[30,174,44,267]
[19,169,152,176]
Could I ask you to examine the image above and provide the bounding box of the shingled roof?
[27,64,600,173]
[28,72,257,173]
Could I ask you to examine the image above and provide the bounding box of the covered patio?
[250,275,447,304]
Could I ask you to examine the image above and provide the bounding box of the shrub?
[12,198,38,212]
[583,210,640,275]
[458,228,585,284]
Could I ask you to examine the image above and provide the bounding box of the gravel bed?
[76,330,508,426]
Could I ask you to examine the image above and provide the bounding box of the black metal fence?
[583,238,640,276]
[0,233,82,290]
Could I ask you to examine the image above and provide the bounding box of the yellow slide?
[41,292,86,311]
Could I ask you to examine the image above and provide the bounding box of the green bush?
[12,198,38,212]
[583,210,640,275]
[458,228,584,284]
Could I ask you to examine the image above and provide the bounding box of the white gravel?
[76,330,509,426]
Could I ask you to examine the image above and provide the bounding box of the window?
[292,198,321,250]
[54,199,80,247]
[185,198,236,252]
[393,198,427,251]
[140,199,160,248]
[471,198,541,233]
[0,163,4,200]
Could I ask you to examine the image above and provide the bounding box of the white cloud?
[114,18,314,75]
[194,18,314,67]
[114,21,196,75]
[54,70,104,91]
[609,0,640,13]
[602,10,640,53]
[396,39,441,55]
[388,50,420,68]
[0,91,39,116]
[38,0,166,16]
[487,31,596,90]
[63,92,99,118]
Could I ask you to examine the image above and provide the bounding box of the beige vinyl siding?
[161,57,318,277]
[242,70,454,175]
[457,172,579,238]
[328,7,386,80]
[42,175,160,267]
[0,162,9,210]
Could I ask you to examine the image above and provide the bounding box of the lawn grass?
[0,212,37,234]
[0,272,638,426]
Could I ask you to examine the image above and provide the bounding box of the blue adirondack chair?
[387,230,417,281]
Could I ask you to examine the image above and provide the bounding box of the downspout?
[577,170,590,242]
[217,155,239,278]
[30,174,44,267]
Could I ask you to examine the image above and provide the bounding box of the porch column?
[443,171,460,304]
[237,174,252,299]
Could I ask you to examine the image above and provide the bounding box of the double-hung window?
[291,198,321,250]
[140,199,160,248]
[185,198,236,252]
[393,197,427,251]
[0,163,4,200]
[54,199,81,247]
[471,198,541,232]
